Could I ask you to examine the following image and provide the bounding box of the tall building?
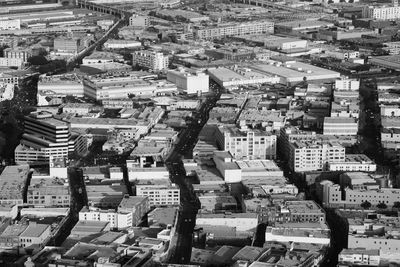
[215,125,277,160]
[132,50,169,71]
[14,111,74,166]
[288,140,345,172]
[167,68,209,95]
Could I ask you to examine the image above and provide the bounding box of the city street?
[166,82,221,263]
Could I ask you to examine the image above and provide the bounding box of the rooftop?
[20,223,50,238]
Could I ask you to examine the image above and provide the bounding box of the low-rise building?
[196,213,258,232]
[0,165,30,206]
[328,154,377,172]
[135,184,180,207]
[265,222,330,245]
[79,195,149,229]
[323,117,358,136]
[338,248,380,266]
[27,178,70,207]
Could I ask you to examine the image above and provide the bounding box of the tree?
[393,201,400,210]
[361,201,371,210]
[27,55,48,66]
[377,202,387,210]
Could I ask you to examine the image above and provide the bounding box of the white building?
[136,184,180,207]
[380,104,400,117]
[196,213,258,232]
[104,39,142,50]
[128,167,170,183]
[0,19,20,30]
[79,206,132,230]
[0,57,23,68]
[338,249,380,266]
[335,77,360,91]
[129,15,150,27]
[264,36,308,51]
[265,222,330,245]
[167,69,209,95]
[347,218,400,258]
[79,195,149,229]
[193,20,274,39]
[132,50,169,71]
[328,154,377,172]
[215,125,277,160]
[323,117,358,136]
[288,140,345,172]
[381,128,400,149]
[15,111,74,166]
[363,5,400,20]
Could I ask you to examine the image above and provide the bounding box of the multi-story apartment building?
[0,58,23,68]
[135,184,180,207]
[288,140,345,172]
[3,48,32,62]
[14,111,74,165]
[335,77,360,91]
[132,50,169,71]
[215,125,277,160]
[193,20,274,39]
[362,5,400,20]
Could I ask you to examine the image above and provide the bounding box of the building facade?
[135,184,180,207]
[132,51,169,71]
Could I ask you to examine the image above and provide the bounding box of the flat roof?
[71,220,109,234]
[20,223,50,238]
[197,213,258,219]
[118,196,147,209]
[252,61,340,79]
